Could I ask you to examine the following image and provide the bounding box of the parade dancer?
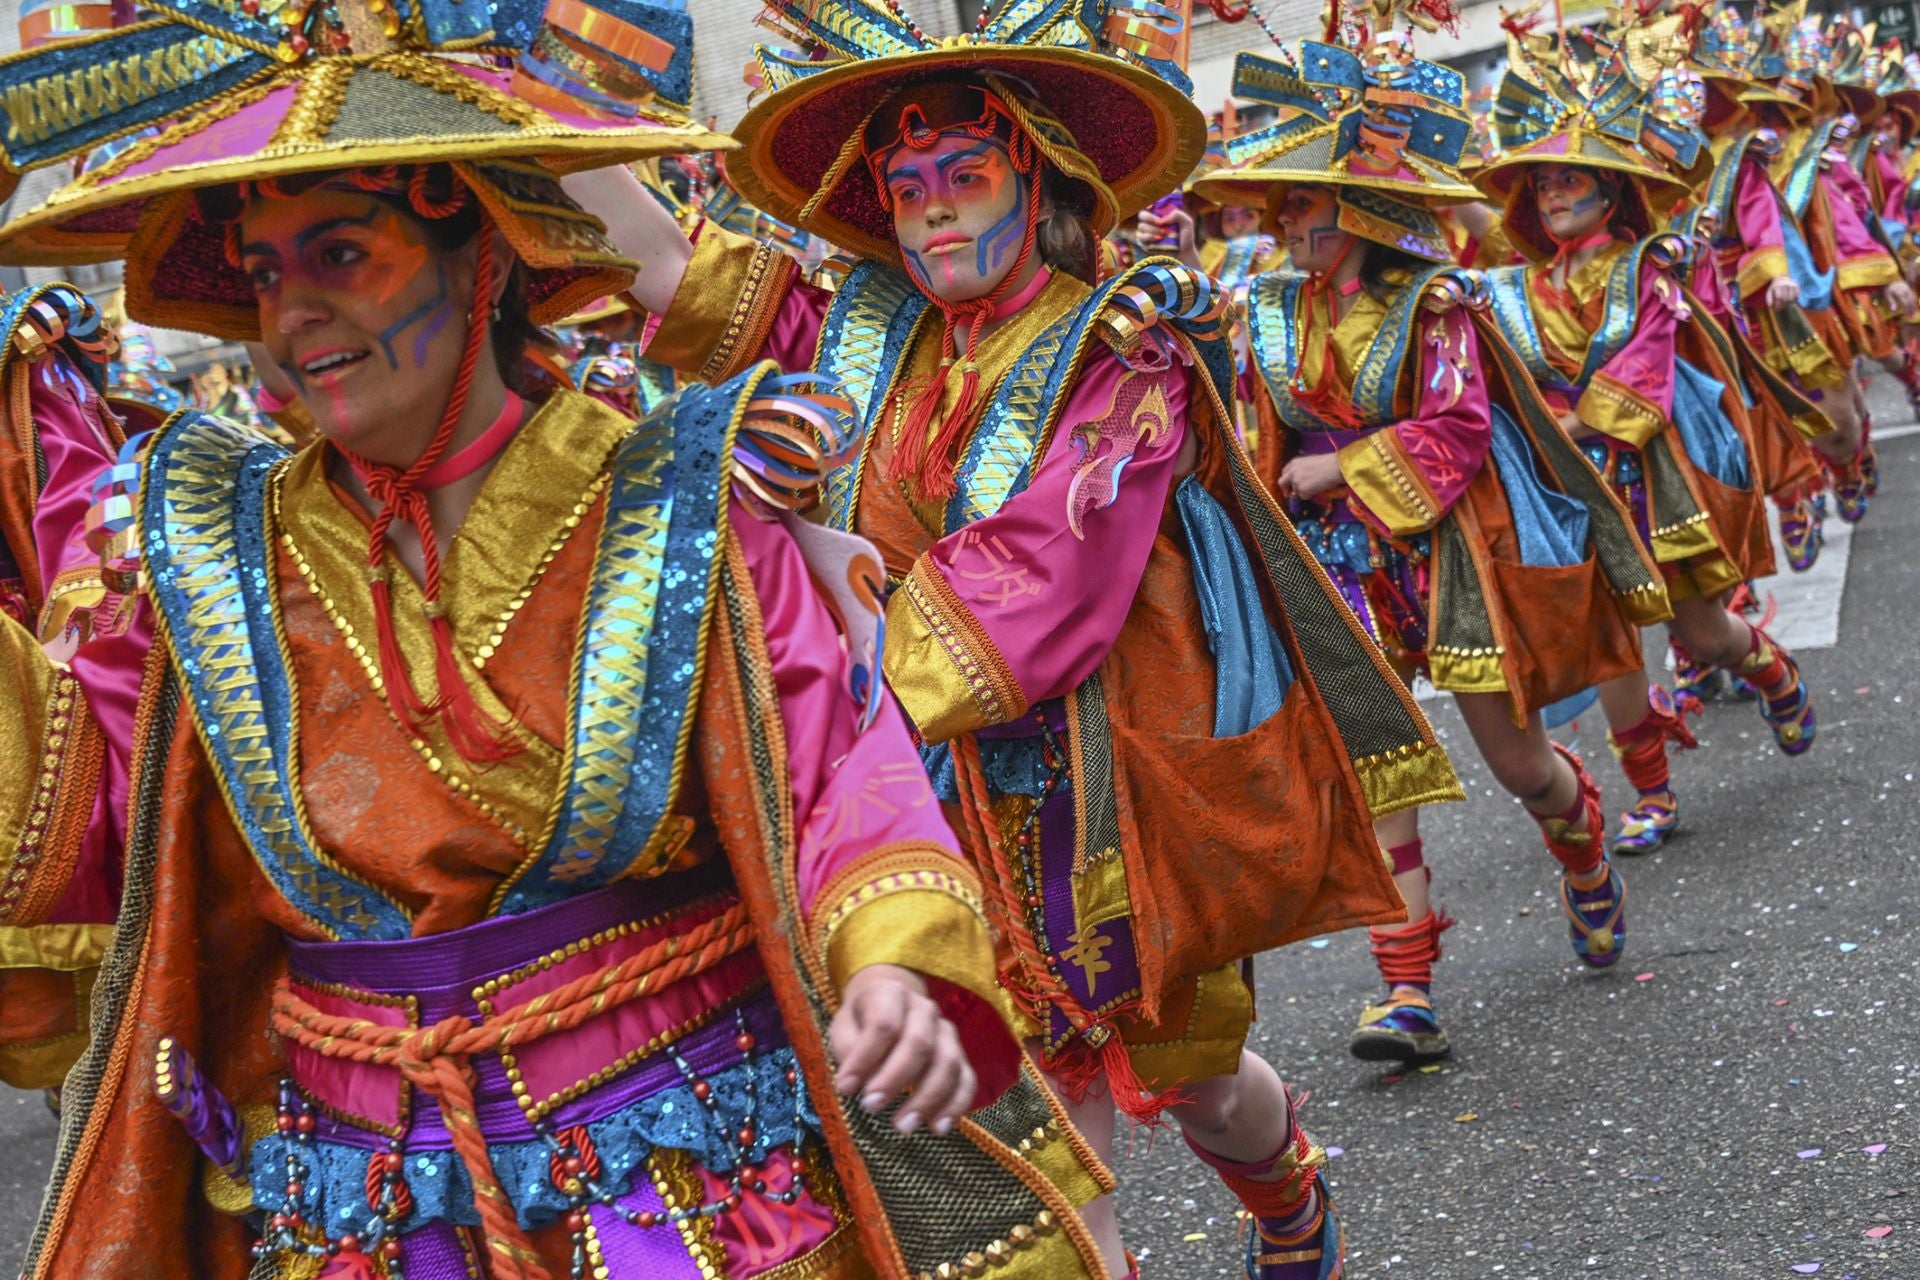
[1688,10,1851,569]
[1478,25,1820,863]
[1753,6,1904,523]
[1191,36,1669,1063]
[0,6,1118,1277]
[0,285,128,1108]
[583,4,1464,1274]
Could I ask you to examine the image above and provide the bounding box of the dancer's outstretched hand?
[1765,276,1801,309]
[829,963,977,1137]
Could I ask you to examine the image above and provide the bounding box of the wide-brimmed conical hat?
[0,1,731,338]
[727,0,1205,266]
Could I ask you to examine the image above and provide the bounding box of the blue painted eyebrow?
[934,140,997,171]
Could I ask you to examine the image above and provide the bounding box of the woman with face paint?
[1478,38,1821,865]
[1193,42,1670,1064]
[0,8,1118,1279]
[582,4,1464,1277]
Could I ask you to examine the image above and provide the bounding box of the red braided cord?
[887,133,1046,502]
[950,733,1055,1025]
[1367,907,1455,988]
[344,227,520,762]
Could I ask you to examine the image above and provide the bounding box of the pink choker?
[417,390,525,489]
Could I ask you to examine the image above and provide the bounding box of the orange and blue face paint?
[238,187,466,443]
[885,131,1028,301]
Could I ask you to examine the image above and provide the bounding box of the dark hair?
[382,187,538,396]
[1359,240,1432,301]
[1037,163,1097,282]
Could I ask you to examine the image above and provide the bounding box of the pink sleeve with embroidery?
[1339,308,1491,539]
[883,351,1186,743]
[1588,265,1680,421]
[3,361,153,924]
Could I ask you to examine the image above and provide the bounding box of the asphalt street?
[3,381,1916,1279]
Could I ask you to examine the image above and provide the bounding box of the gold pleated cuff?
[826,887,999,1014]
[1351,741,1465,819]
[1427,645,1511,696]
[1836,255,1901,293]
[0,618,82,911]
[1337,431,1441,537]
[1650,512,1722,563]
[0,923,113,972]
[1576,378,1666,450]
[642,225,796,384]
[883,561,1028,744]
[1736,247,1791,300]
[1616,581,1674,626]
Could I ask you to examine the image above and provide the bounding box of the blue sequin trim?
[250,1048,818,1234]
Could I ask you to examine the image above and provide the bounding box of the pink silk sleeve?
[888,353,1188,740]
[1873,151,1908,224]
[1733,157,1790,299]
[1341,308,1490,539]
[731,497,1020,1101]
[1581,264,1680,444]
[26,366,154,921]
[1821,161,1896,264]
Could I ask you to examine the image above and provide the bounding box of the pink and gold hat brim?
[1475,131,1691,201]
[1478,133,1687,262]
[729,43,1205,267]
[0,53,733,340]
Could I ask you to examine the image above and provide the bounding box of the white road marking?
[1756,499,1851,651]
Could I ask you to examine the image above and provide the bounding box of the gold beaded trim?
[913,1208,1063,1280]
[582,1205,611,1280]
[470,895,759,1123]
[649,1148,725,1278]
[471,472,608,671]
[817,867,987,953]
[274,515,531,850]
[0,671,78,921]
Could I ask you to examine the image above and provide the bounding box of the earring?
[491,304,502,322]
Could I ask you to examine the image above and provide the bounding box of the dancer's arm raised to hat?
[882,354,1192,744]
[0,335,151,951]
[731,498,1018,1130]
[566,166,829,379]
[563,164,695,319]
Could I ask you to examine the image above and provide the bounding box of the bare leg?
[1450,692,1581,819]
[1169,1050,1294,1163]
[1811,378,1863,466]
[1666,595,1755,669]
[1032,1056,1128,1276]
[1373,808,1427,922]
